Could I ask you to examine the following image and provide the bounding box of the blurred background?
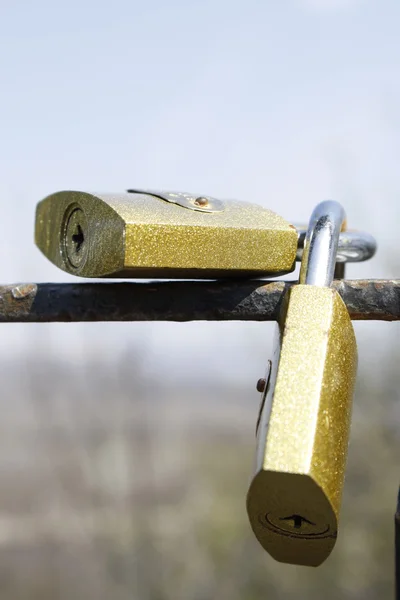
[0,0,399,598]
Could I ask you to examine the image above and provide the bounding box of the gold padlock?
[247,201,358,567]
[34,189,298,278]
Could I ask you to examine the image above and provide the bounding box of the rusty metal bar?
[0,279,399,323]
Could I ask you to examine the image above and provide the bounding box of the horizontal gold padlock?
[34,189,298,278]
[247,201,358,567]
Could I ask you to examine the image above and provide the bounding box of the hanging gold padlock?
[247,200,358,567]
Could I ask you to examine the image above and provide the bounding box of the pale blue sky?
[0,0,399,381]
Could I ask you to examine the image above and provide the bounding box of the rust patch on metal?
[11,284,38,300]
[257,282,287,294]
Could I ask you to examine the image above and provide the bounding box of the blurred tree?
[0,349,396,599]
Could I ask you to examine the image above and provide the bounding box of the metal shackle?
[296,228,376,264]
[299,200,346,287]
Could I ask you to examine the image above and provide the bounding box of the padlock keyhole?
[72,225,84,253]
[63,207,88,269]
[279,514,315,530]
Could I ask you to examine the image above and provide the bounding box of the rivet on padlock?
[247,200,358,567]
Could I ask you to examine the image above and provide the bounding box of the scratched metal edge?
[0,280,399,323]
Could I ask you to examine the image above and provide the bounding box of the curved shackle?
[299,200,346,287]
[296,228,376,264]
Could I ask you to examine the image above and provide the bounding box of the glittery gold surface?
[247,285,357,567]
[35,191,298,278]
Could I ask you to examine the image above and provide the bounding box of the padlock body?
[247,285,357,566]
[34,191,298,278]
